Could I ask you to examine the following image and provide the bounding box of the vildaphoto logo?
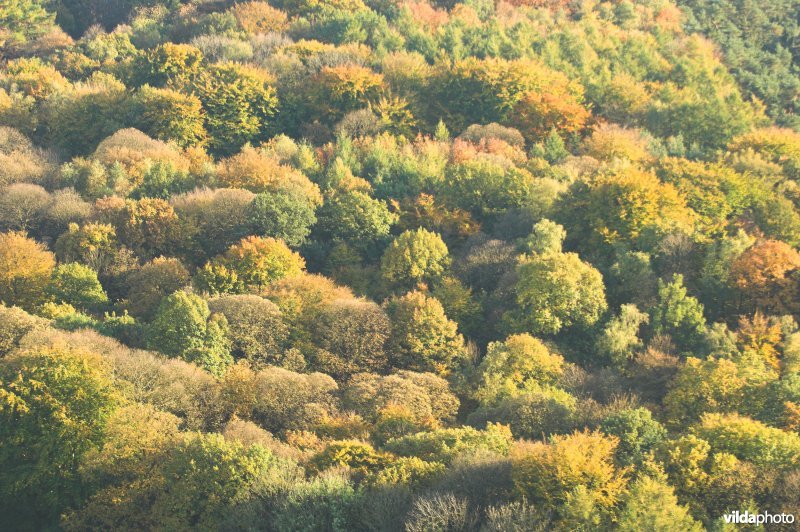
[723,511,795,525]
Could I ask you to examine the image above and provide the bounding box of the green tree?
[385,290,466,377]
[247,190,317,247]
[381,228,450,290]
[0,0,54,46]
[384,423,513,464]
[441,159,535,221]
[596,304,649,367]
[524,219,566,255]
[314,190,395,254]
[131,85,206,148]
[617,476,702,532]
[600,408,666,467]
[663,357,748,426]
[0,345,118,529]
[506,251,607,336]
[44,73,131,157]
[651,275,708,353]
[192,63,279,156]
[694,413,800,469]
[146,290,232,376]
[65,433,293,531]
[557,170,696,261]
[47,263,108,311]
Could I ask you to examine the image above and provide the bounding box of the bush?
[405,493,476,532]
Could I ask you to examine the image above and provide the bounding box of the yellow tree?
[0,232,55,311]
[729,239,800,314]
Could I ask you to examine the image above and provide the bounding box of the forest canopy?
[2,0,800,530]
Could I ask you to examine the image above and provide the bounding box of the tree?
[247,190,317,247]
[385,290,467,376]
[582,124,653,163]
[115,198,183,261]
[0,231,55,311]
[727,129,800,180]
[54,222,119,274]
[441,159,535,221]
[310,440,388,476]
[511,430,628,512]
[221,364,339,434]
[64,433,292,531]
[130,43,203,88]
[310,298,391,379]
[0,344,118,529]
[468,387,579,440]
[474,334,565,404]
[596,305,649,367]
[429,58,588,140]
[0,0,54,46]
[524,219,566,255]
[384,423,513,464]
[0,183,50,232]
[694,413,800,470]
[146,290,232,376]
[47,262,108,311]
[729,239,800,314]
[506,251,607,336]
[557,170,696,260]
[663,357,748,426]
[206,236,306,291]
[308,64,384,125]
[216,145,321,202]
[343,370,459,426]
[314,191,395,253]
[650,275,708,354]
[616,476,702,532]
[208,295,289,368]
[231,1,289,33]
[171,187,255,260]
[43,73,130,157]
[131,85,206,148]
[381,228,450,290]
[191,63,279,156]
[124,257,190,319]
[600,408,666,467]
[0,304,46,356]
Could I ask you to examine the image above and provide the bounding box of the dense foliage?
[2,0,800,529]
